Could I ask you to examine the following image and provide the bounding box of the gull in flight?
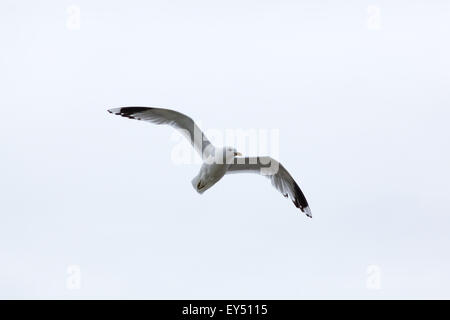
[108,107,312,218]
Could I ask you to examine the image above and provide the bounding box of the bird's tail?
[191,175,207,194]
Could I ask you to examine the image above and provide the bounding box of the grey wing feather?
[227,156,311,217]
[108,107,214,159]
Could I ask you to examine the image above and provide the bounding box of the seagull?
[108,107,312,218]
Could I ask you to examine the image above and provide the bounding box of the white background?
[1,0,449,299]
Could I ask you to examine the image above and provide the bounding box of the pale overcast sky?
[1,0,449,299]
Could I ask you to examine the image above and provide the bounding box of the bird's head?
[223,147,242,163]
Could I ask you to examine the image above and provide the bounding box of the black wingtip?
[107,107,122,115]
[302,206,312,218]
[291,182,311,218]
[107,107,151,120]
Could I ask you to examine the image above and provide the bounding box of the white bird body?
[190,146,238,193]
[191,161,229,194]
[108,106,312,218]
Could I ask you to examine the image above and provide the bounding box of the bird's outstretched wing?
[226,157,311,217]
[108,107,214,159]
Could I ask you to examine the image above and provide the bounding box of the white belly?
[191,163,229,194]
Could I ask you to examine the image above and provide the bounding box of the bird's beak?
[234,151,242,156]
